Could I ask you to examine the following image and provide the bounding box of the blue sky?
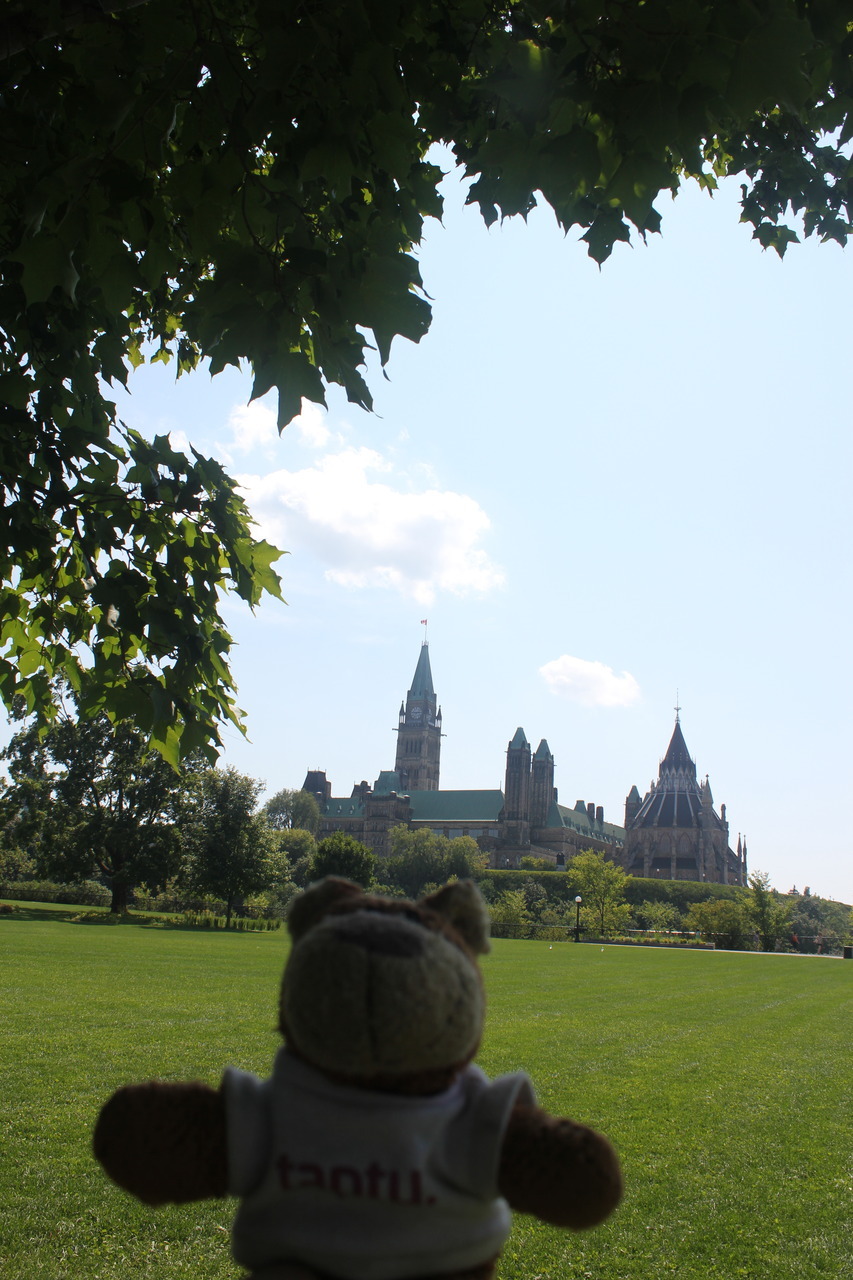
[114,167,852,904]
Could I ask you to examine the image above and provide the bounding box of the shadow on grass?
[0,900,281,932]
[0,901,88,925]
[0,901,165,927]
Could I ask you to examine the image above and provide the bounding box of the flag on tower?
[420,619,427,625]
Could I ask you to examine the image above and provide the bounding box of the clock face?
[410,706,423,720]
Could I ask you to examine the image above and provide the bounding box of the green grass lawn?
[2,906,852,1280]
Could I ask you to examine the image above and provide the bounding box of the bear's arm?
[497,1103,622,1229]
[93,1081,228,1205]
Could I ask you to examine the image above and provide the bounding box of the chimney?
[587,802,595,822]
[596,805,603,824]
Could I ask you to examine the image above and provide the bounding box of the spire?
[395,639,440,791]
[508,727,529,750]
[661,717,695,775]
[534,738,553,760]
[409,642,434,700]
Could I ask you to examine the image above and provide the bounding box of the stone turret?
[624,784,642,827]
[502,727,531,850]
[530,739,555,828]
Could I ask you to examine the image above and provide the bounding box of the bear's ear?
[287,877,364,941]
[419,880,491,955]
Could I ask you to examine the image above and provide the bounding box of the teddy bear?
[94,877,622,1280]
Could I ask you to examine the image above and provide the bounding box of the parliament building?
[303,643,747,885]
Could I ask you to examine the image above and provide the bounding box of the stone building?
[302,643,745,884]
[495,727,624,866]
[621,716,746,884]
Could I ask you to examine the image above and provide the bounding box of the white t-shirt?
[223,1050,535,1280]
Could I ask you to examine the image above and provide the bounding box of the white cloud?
[239,446,505,605]
[167,428,193,454]
[221,397,333,464]
[539,654,641,707]
[287,400,333,449]
[227,400,278,456]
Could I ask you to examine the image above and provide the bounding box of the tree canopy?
[569,848,630,936]
[311,831,376,888]
[384,826,487,897]
[747,869,793,952]
[263,788,321,835]
[4,0,853,752]
[0,692,200,911]
[182,765,276,925]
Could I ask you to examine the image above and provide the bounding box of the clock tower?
[394,642,442,792]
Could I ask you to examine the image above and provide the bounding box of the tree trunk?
[225,896,233,929]
[109,881,129,914]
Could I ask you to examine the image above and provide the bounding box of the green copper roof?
[409,644,435,700]
[508,727,528,749]
[554,802,625,843]
[409,790,504,822]
[534,738,552,760]
[374,770,403,793]
[323,788,504,823]
[324,797,365,818]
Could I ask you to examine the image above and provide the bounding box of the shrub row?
[133,889,285,918]
[178,912,281,931]
[622,877,744,910]
[489,921,716,946]
[477,869,745,911]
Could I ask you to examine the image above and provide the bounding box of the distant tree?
[633,900,684,934]
[445,836,490,881]
[263,789,321,836]
[570,850,631,938]
[276,828,317,863]
[183,767,275,927]
[789,893,852,955]
[747,871,793,953]
[686,899,751,950]
[311,833,376,889]
[521,880,548,915]
[536,905,568,931]
[0,844,35,884]
[519,855,555,871]
[385,828,451,898]
[489,889,533,940]
[255,839,299,920]
[264,824,317,891]
[384,828,487,898]
[289,854,319,891]
[0,695,199,912]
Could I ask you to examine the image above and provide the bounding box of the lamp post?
[574,895,582,944]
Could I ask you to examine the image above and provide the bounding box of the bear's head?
[280,878,491,1094]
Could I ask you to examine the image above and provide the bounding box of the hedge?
[0,879,112,907]
[476,868,745,913]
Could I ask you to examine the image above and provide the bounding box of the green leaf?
[149,721,182,772]
[11,234,77,305]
